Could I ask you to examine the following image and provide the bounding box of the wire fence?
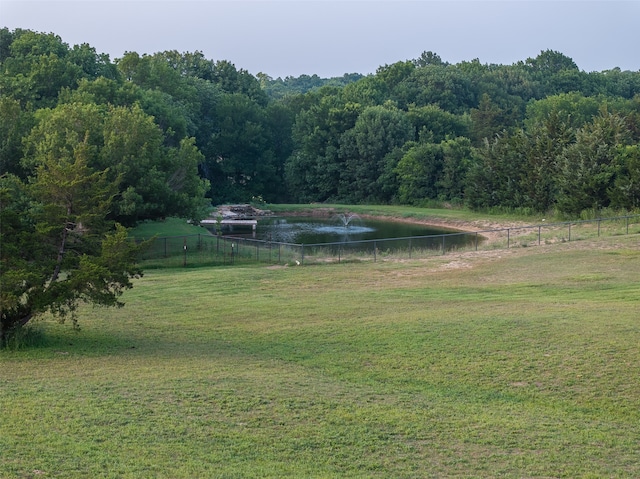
[137,214,640,268]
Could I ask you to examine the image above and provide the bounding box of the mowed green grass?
[2,236,640,478]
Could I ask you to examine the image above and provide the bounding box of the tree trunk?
[1,312,33,345]
[50,211,72,284]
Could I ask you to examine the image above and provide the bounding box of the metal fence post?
[538,226,541,245]
[374,241,377,262]
[301,244,305,265]
[442,235,445,255]
[568,224,571,241]
[183,237,187,267]
[507,229,510,249]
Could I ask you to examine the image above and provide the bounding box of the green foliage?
[407,103,470,143]
[260,72,364,99]
[0,150,144,344]
[392,64,477,113]
[20,102,209,224]
[610,144,640,209]
[556,112,632,215]
[338,104,413,202]
[0,96,34,176]
[396,142,444,203]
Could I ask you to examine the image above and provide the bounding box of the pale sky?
[1,1,639,79]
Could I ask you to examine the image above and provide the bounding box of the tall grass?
[2,234,640,477]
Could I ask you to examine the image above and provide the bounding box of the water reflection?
[259,217,462,243]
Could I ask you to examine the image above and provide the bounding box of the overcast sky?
[2,1,639,78]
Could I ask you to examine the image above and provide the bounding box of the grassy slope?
[266,203,538,224]
[129,217,212,239]
[2,235,640,478]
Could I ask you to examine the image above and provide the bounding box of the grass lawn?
[2,233,639,477]
[129,217,212,240]
[266,203,541,224]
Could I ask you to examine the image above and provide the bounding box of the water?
[218,215,478,249]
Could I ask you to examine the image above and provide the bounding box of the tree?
[396,142,444,203]
[338,104,413,202]
[439,136,473,202]
[0,29,116,108]
[407,104,470,143]
[413,51,447,67]
[609,144,640,209]
[23,102,209,225]
[396,137,473,204]
[525,50,579,74]
[391,64,477,113]
[285,95,360,202]
[465,133,526,210]
[556,111,631,215]
[0,140,143,345]
[0,97,34,177]
[470,93,507,144]
[205,93,275,203]
[524,92,603,131]
[519,111,574,212]
[210,60,267,105]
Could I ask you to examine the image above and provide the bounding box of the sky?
[1,1,639,79]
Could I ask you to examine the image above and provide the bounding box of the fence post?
[442,235,445,255]
[507,229,510,249]
[301,244,305,265]
[627,216,629,234]
[183,237,187,267]
[374,241,377,262]
[409,238,412,259]
[568,224,571,242]
[598,219,601,237]
[475,232,478,251]
[538,226,541,245]
[338,244,341,263]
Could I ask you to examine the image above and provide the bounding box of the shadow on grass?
[4,319,249,363]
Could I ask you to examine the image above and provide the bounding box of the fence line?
[137,214,640,268]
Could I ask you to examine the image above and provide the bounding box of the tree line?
[3,29,639,214]
[1,28,639,342]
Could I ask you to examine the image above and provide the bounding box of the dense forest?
[2,28,640,221]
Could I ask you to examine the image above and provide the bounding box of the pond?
[215,214,482,252]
